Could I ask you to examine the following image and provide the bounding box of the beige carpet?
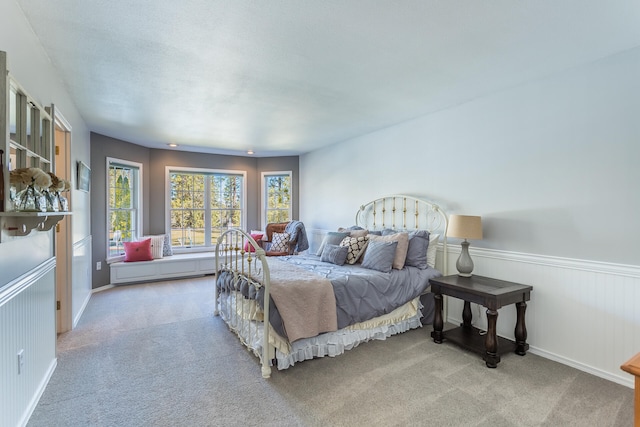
[28,276,634,426]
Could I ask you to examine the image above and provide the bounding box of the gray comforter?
[216,254,441,341]
[272,254,441,336]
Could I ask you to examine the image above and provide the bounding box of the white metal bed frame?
[214,195,448,378]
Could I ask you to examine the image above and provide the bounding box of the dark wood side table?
[430,274,533,368]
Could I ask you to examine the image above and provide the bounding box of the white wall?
[0,0,93,311]
[301,47,640,266]
[0,1,92,425]
[300,48,640,386]
[1,0,92,248]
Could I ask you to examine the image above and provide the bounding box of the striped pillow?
[361,240,398,273]
[142,235,166,259]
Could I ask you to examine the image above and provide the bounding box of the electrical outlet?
[17,349,24,375]
[96,261,102,271]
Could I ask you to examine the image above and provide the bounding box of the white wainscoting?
[0,257,57,427]
[309,228,639,388]
[445,245,639,389]
[72,236,92,328]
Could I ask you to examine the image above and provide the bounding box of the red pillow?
[123,238,153,262]
[244,233,264,253]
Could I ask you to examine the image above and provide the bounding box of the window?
[167,167,246,251]
[262,171,292,228]
[107,158,142,259]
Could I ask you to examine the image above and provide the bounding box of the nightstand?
[429,274,533,368]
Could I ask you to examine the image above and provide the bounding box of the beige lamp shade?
[447,215,483,240]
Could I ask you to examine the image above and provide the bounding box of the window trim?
[165,166,247,253]
[261,171,293,229]
[106,157,143,262]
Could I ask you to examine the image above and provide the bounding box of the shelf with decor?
[1,50,72,242]
[0,211,72,236]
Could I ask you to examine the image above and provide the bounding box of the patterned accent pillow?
[368,232,409,269]
[162,234,173,257]
[123,238,153,262]
[142,235,165,259]
[320,244,349,266]
[361,240,398,273]
[339,235,369,264]
[270,232,291,253]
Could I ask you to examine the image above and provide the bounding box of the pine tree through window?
[262,171,292,228]
[168,167,246,250]
[107,158,142,258]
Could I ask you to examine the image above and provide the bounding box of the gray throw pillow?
[361,240,398,273]
[316,231,350,256]
[321,244,349,266]
[405,230,430,269]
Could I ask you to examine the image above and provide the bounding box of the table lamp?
[447,215,483,277]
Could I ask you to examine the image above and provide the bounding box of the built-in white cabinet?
[0,51,70,241]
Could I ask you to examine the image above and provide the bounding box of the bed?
[214,195,449,378]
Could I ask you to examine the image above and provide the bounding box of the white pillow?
[270,232,291,253]
[427,234,440,268]
[142,235,166,259]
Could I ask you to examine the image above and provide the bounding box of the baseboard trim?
[528,346,634,389]
[444,313,634,389]
[73,289,92,328]
[18,358,57,427]
[92,284,115,293]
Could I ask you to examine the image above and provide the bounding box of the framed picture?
[77,161,91,192]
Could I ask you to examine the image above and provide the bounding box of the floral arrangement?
[9,168,71,212]
[45,172,71,211]
[9,167,52,190]
[47,171,71,193]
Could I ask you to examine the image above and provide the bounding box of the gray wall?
[91,133,299,288]
[300,47,640,266]
[147,149,299,234]
[90,133,151,287]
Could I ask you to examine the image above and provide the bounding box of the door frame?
[52,105,73,334]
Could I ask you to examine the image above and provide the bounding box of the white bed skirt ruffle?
[275,312,423,370]
[219,294,424,371]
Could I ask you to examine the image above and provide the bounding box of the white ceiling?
[15,0,640,157]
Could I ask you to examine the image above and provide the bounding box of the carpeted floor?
[27,276,634,426]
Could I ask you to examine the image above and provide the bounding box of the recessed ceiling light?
[168,143,178,147]
[247,150,254,155]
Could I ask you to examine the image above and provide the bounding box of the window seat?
[109,252,216,285]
